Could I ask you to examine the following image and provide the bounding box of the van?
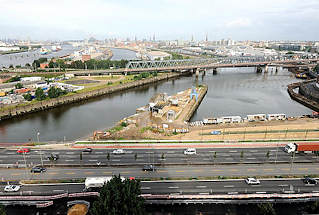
[184,148,196,155]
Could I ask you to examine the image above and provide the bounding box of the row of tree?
[23,87,67,102]
[46,59,129,70]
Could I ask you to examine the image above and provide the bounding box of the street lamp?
[37,132,44,167]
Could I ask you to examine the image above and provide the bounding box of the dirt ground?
[67,204,88,215]
[112,117,319,141]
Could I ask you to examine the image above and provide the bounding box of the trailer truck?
[84,176,126,191]
[284,142,319,153]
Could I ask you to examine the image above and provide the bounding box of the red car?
[17,148,30,154]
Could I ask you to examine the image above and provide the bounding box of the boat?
[295,73,307,79]
[40,48,49,55]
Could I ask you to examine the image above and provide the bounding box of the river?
[0,49,311,143]
[0,45,79,68]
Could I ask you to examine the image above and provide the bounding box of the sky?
[0,0,318,41]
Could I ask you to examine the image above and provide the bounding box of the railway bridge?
[70,56,319,76]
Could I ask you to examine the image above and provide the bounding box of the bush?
[23,93,33,101]
[121,122,127,127]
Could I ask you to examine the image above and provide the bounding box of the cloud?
[226,18,252,28]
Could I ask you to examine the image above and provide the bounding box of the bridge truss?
[125,56,275,69]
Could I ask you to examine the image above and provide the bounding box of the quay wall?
[287,79,319,112]
[0,72,188,120]
[183,85,208,122]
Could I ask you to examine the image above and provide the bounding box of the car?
[184,148,196,155]
[210,130,222,135]
[47,153,59,161]
[245,177,260,185]
[113,149,125,154]
[17,148,30,154]
[31,166,47,173]
[303,177,318,185]
[4,185,20,192]
[83,148,93,153]
[143,164,156,171]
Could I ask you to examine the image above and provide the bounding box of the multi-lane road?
[0,147,317,167]
[0,179,317,196]
[0,163,318,181]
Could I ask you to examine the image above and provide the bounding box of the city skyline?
[0,0,318,41]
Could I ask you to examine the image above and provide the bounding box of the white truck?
[84,177,112,191]
[84,176,126,191]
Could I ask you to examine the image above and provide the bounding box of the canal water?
[0,49,311,143]
[0,45,79,68]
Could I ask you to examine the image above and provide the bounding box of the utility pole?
[37,132,43,167]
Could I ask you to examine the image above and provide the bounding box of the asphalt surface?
[0,179,317,196]
[0,163,318,181]
[1,147,317,167]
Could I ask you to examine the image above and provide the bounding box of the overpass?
[69,56,319,76]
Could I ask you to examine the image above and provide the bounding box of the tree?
[15,83,23,89]
[0,204,6,215]
[35,87,46,101]
[134,153,137,161]
[266,150,270,160]
[48,86,66,98]
[91,175,145,215]
[23,93,33,101]
[257,203,276,215]
[314,64,319,74]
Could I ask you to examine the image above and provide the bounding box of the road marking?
[270,150,277,152]
[228,192,238,194]
[199,193,209,195]
[112,159,120,162]
[53,190,64,192]
[65,155,76,158]
[298,168,308,170]
[167,151,175,154]
[48,172,58,175]
[65,172,75,175]
[84,172,94,175]
[226,158,233,160]
[247,157,256,160]
[196,186,207,188]
[0,156,8,158]
[250,150,258,152]
[65,160,74,162]
[11,173,21,176]
[145,152,154,154]
[181,159,188,161]
[251,185,261,187]
[229,151,237,153]
[6,152,15,155]
[203,158,210,161]
[230,169,238,172]
[256,192,266,194]
[247,169,256,171]
[278,184,289,187]
[176,170,184,173]
[281,168,289,171]
[103,172,112,174]
[141,187,151,190]
[168,187,179,189]
[95,152,103,154]
[66,152,75,154]
[312,191,319,193]
[121,171,130,174]
[224,185,234,188]
[264,169,274,171]
[88,160,98,162]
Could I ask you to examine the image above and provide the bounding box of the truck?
[84,176,126,191]
[284,142,319,153]
[84,177,112,191]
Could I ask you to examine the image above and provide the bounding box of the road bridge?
[69,57,319,76]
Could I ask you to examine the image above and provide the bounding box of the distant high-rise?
[153,34,155,41]
[191,35,194,42]
[205,34,208,42]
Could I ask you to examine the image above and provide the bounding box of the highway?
[0,163,318,181]
[0,147,317,167]
[0,179,317,196]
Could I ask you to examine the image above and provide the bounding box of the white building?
[247,114,267,122]
[21,77,42,82]
[267,114,286,121]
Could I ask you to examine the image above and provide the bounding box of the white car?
[4,185,21,192]
[113,149,125,154]
[184,148,196,155]
[245,178,260,185]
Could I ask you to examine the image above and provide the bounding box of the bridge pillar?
[264,65,269,73]
[256,66,262,73]
[195,68,199,77]
[212,68,217,75]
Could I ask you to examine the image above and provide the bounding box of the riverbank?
[0,72,188,121]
